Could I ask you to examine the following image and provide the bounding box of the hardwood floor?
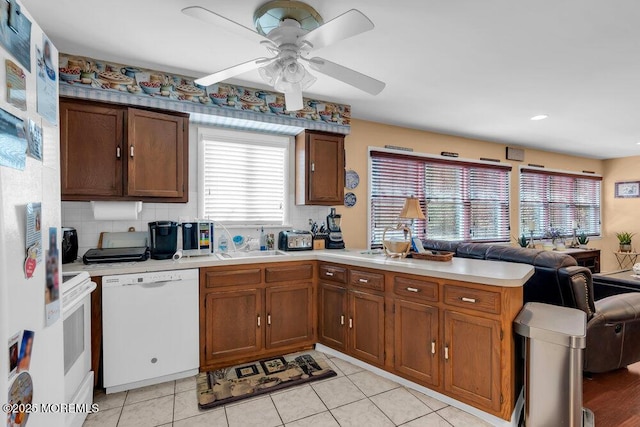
[583,361,640,426]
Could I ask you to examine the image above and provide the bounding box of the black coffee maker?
[326,208,345,249]
[61,227,79,264]
[148,221,178,259]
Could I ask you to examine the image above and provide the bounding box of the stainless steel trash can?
[514,302,594,427]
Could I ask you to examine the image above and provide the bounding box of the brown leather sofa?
[421,240,640,373]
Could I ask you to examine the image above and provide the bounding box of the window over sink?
[198,127,291,226]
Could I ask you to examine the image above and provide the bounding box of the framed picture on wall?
[615,181,640,198]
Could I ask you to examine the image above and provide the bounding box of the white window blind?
[200,129,289,225]
[370,151,511,247]
[519,168,601,238]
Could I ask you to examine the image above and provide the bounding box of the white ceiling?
[22,0,640,159]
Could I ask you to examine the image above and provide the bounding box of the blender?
[326,208,345,249]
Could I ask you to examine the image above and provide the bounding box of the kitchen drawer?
[350,269,385,292]
[394,276,438,302]
[265,263,313,283]
[443,284,501,314]
[203,268,262,289]
[319,263,347,284]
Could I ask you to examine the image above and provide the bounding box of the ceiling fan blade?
[284,87,303,111]
[301,9,374,50]
[308,57,385,95]
[182,6,270,45]
[194,58,268,87]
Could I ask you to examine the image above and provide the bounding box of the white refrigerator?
[0,1,66,426]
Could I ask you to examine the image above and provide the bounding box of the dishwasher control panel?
[102,269,196,286]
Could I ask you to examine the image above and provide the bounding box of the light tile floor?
[84,351,493,427]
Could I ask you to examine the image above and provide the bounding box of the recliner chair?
[561,266,640,373]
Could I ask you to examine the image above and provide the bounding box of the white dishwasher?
[102,268,199,394]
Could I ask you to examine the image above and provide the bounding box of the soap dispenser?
[260,227,267,251]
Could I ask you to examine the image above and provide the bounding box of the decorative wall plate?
[344,192,356,207]
[345,169,360,189]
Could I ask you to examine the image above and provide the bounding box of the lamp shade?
[399,197,425,220]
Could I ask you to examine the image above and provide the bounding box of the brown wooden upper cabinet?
[295,130,345,205]
[60,98,189,202]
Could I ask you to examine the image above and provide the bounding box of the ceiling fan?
[182,1,386,111]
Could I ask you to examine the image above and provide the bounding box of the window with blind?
[519,168,601,238]
[199,128,290,225]
[370,150,511,247]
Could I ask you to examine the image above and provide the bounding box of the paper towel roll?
[172,250,183,261]
[91,201,143,220]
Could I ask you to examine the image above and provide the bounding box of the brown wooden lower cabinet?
[199,262,316,371]
[265,283,314,349]
[318,279,386,367]
[349,290,385,366]
[443,310,502,412]
[318,282,347,351]
[394,299,439,386]
[203,288,263,365]
[317,263,523,421]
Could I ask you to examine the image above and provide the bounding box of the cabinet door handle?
[349,318,353,329]
[325,271,334,276]
[358,278,369,283]
[116,146,121,158]
[406,287,419,293]
[130,145,134,158]
[311,162,315,172]
[461,297,477,303]
[444,345,449,360]
[257,315,261,327]
[431,340,436,355]
[340,315,344,326]
[267,314,271,325]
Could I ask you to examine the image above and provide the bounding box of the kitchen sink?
[215,250,290,259]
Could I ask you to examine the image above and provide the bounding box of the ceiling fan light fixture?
[258,60,283,86]
[283,60,305,83]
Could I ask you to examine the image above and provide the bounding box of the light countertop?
[62,249,534,288]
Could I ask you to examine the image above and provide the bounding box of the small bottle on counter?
[218,235,228,253]
[260,227,267,251]
[267,233,275,250]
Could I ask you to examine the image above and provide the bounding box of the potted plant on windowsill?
[514,234,529,248]
[616,231,635,253]
[577,232,590,248]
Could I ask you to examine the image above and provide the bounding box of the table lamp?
[382,196,426,258]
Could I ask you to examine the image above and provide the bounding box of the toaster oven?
[278,230,313,251]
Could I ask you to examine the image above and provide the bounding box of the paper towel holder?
[91,201,143,220]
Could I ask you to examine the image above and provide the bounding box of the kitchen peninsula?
[64,250,533,426]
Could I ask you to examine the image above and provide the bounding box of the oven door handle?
[63,282,97,314]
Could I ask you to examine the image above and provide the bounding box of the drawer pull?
[359,278,369,283]
[431,340,436,355]
[461,297,477,303]
[444,345,449,360]
[325,271,334,276]
[406,287,419,293]
[349,318,353,329]
[340,315,345,326]
[257,315,261,327]
[267,314,271,325]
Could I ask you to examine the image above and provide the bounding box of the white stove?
[62,271,97,427]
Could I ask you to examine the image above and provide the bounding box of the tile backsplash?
[62,194,330,257]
